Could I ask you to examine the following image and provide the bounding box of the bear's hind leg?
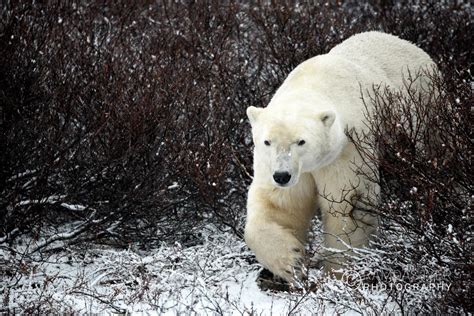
[313,166,378,276]
[320,197,378,275]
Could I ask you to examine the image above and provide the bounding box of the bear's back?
[329,31,435,90]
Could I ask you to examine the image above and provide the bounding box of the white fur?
[245,32,436,282]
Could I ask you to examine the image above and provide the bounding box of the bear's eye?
[264,140,271,146]
[298,140,306,146]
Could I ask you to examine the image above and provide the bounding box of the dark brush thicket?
[0,1,472,312]
[347,70,472,313]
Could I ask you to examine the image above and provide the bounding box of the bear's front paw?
[264,244,307,285]
[245,223,308,285]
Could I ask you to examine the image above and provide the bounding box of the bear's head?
[247,106,344,188]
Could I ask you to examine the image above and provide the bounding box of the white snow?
[1,224,403,314]
[17,194,66,206]
[60,203,87,211]
[447,224,453,234]
[167,182,180,190]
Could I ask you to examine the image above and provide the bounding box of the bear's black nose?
[273,172,291,185]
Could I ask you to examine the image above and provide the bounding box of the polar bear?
[245,31,436,283]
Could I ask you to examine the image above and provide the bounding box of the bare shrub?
[1,2,254,249]
[345,68,472,313]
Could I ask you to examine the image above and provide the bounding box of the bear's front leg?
[245,219,306,284]
[245,174,317,284]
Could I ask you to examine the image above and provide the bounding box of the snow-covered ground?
[2,224,401,314]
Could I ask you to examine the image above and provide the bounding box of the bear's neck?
[320,116,348,168]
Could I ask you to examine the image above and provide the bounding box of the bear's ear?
[246,106,263,126]
[319,110,336,128]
